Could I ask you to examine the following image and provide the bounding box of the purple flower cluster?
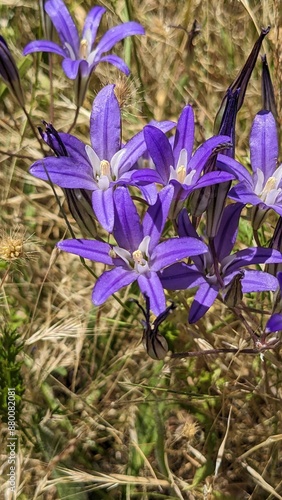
[29,80,282,326]
[1,0,281,356]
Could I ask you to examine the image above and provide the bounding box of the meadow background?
[0,0,282,498]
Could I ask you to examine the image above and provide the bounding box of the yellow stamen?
[79,39,88,59]
[100,160,111,177]
[177,165,186,183]
[259,176,276,201]
[132,249,144,264]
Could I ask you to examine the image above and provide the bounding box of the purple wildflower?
[29,84,175,233]
[57,186,208,315]
[132,104,236,218]
[23,0,145,106]
[228,110,282,229]
[160,203,282,323]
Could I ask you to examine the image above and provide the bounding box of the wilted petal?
[189,283,218,323]
[250,110,278,178]
[216,26,270,120]
[90,84,121,160]
[93,267,137,305]
[177,209,207,271]
[57,238,113,265]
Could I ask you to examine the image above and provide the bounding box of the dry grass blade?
[240,461,282,499]
[215,405,233,477]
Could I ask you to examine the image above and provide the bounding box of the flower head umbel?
[160,203,282,323]
[29,84,174,233]
[229,110,282,229]
[23,0,145,106]
[57,186,208,315]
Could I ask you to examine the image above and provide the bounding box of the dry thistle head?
[0,226,38,262]
[170,410,201,444]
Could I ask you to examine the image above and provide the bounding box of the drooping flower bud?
[0,36,25,108]
[39,122,97,238]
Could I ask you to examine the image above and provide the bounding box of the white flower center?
[113,236,151,274]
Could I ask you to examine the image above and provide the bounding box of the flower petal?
[93,267,137,305]
[250,110,278,177]
[222,248,282,275]
[98,54,130,75]
[143,185,174,250]
[191,170,235,190]
[216,154,254,184]
[113,187,142,250]
[92,186,115,232]
[57,238,113,265]
[23,40,66,58]
[45,0,79,53]
[160,263,205,290]
[265,313,282,333]
[131,169,163,185]
[189,283,218,323]
[82,6,106,48]
[151,237,208,271]
[188,135,231,173]
[144,125,174,184]
[95,22,145,55]
[241,270,278,292]
[214,202,244,261]
[62,58,87,79]
[29,157,95,189]
[90,84,120,160]
[55,133,89,162]
[173,105,195,164]
[137,272,166,315]
[228,183,261,205]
